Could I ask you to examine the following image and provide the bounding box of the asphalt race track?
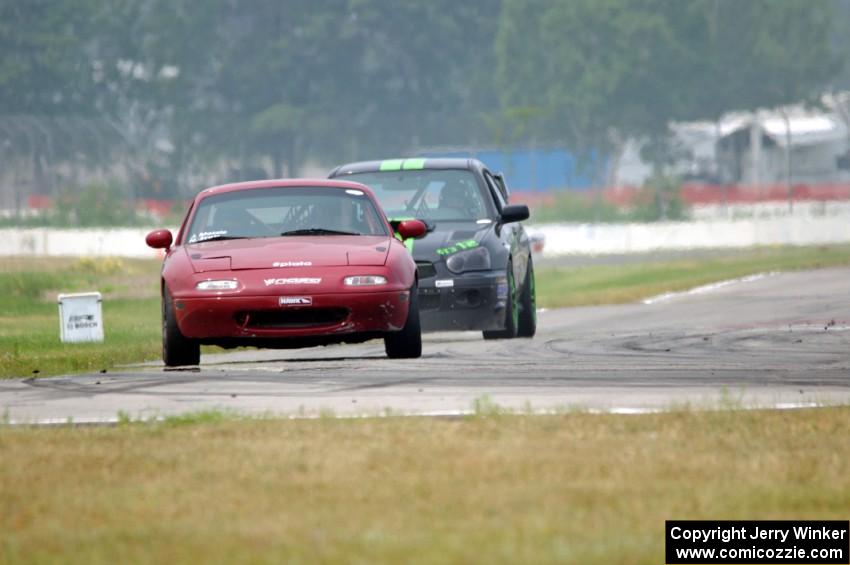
[2,268,849,424]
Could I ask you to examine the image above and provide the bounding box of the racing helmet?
[438,179,478,214]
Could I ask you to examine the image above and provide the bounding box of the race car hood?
[405,221,493,261]
[185,235,392,272]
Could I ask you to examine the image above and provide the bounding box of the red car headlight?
[196,279,239,291]
[344,275,387,286]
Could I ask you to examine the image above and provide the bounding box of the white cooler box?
[58,292,104,343]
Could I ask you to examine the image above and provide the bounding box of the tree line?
[0,0,843,197]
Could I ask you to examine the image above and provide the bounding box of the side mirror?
[146,229,173,250]
[500,204,529,224]
[397,219,427,240]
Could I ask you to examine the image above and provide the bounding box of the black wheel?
[517,257,537,338]
[483,261,519,340]
[385,282,422,359]
[162,287,200,367]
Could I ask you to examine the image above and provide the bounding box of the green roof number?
[436,239,478,256]
[402,158,426,170]
[379,159,404,171]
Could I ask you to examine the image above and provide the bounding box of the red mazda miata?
[145,179,427,366]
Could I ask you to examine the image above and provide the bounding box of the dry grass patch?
[1,407,848,563]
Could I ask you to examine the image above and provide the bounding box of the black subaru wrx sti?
[329,158,536,339]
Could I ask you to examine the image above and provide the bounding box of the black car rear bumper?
[417,270,508,332]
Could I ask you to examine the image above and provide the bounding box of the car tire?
[517,257,537,338]
[162,287,200,367]
[384,282,422,359]
[483,260,519,340]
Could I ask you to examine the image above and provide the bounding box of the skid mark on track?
[642,272,778,304]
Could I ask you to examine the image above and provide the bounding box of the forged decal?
[272,261,312,267]
[263,277,322,286]
[436,239,478,256]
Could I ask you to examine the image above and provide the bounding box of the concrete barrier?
[1,216,848,259]
[0,228,167,258]
[526,215,850,256]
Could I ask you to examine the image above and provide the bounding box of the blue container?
[417,147,605,191]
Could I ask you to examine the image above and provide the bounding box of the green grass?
[1,407,848,563]
[0,258,162,378]
[536,244,850,308]
[2,245,850,378]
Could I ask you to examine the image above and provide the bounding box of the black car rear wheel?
[483,261,519,340]
[517,257,537,338]
[163,287,200,367]
[385,282,422,359]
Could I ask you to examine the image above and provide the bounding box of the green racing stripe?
[402,158,426,170]
[379,158,426,171]
[379,159,404,171]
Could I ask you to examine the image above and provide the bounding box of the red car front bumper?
[172,290,411,339]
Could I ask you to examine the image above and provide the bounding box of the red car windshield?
[185,186,389,243]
